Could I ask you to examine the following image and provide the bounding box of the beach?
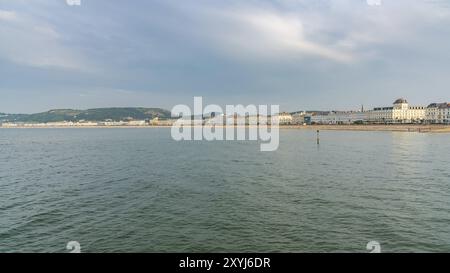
[282,124,450,133]
[2,124,450,133]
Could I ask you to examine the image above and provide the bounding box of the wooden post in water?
[317,130,320,145]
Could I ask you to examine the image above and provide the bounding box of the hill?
[0,108,171,123]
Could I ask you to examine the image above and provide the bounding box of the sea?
[0,128,449,252]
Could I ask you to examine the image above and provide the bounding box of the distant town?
[1,98,449,128]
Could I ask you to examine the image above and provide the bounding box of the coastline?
[1,124,450,133]
[282,124,450,133]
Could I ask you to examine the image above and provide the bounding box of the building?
[426,103,450,124]
[155,119,175,126]
[366,98,425,124]
[1,122,18,127]
[291,112,306,125]
[124,120,146,126]
[304,116,312,125]
[311,111,367,125]
[100,121,127,126]
[277,112,293,125]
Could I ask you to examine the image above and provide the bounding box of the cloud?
[0,9,17,21]
[2,0,450,113]
[0,8,90,70]
[161,0,450,64]
[212,9,355,63]
[163,3,358,64]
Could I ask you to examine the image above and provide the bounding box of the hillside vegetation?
[0,108,171,123]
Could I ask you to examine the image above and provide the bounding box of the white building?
[367,98,425,124]
[100,121,127,126]
[277,112,293,125]
[311,111,367,125]
[426,103,450,124]
[126,120,146,126]
[291,112,306,125]
[74,121,99,126]
[1,122,18,127]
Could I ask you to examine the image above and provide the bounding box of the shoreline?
[1,124,450,133]
[282,124,450,133]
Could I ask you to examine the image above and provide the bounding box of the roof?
[394,98,408,104]
[427,102,450,109]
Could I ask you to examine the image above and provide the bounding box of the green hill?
[0,108,171,123]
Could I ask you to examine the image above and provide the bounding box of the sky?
[1,0,450,113]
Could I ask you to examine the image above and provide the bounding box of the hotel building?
[366,98,426,124]
[426,103,450,124]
